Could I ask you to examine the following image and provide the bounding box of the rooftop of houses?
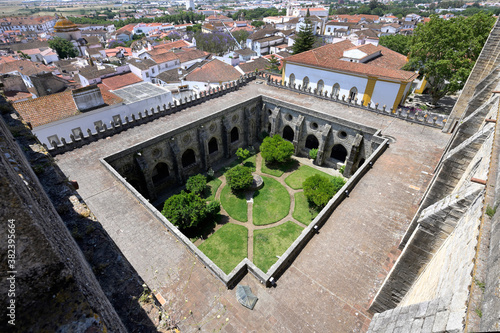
[110,82,171,103]
[238,57,270,74]
[79,65,116,80]
[0,59,52,76]
[185,59,242,83]
[101,72,143,90]
[126,58,157,70]
[285,40,417,82]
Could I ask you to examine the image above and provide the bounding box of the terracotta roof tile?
[185,59,241,83]
[285,41,417,82]
[13,86,122,128]
[238,57,270,73]
[101,72,143,90]
[0,59,51,76]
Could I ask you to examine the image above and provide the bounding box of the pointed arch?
[349,87,358,101]
[305,135,319,149]
[230,127,239,143]
[283,125,294,142]
[317,79,324,93]
[182,149,196,168]
[330,144,348,163]
[208,137,218,154]
[332,83,340,97]
[303,76,310,89]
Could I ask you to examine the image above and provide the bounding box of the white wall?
[370,79,402,109]
[35,91,174,147]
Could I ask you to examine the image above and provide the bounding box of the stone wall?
[0,114,126,332]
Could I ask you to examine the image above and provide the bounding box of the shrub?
[225,165,253,191]
[303,174,336,208]
[331,176,346,193]
[236,147,251,161]
[260,134,294,164]
[339,165,345,175]
[186,174,207,194]
[161,191,207,229]
[207,200,221,217]
[309,148,318,160]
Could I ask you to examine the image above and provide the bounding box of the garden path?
[207,154,333,261]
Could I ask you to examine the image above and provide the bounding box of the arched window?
[349,87,358,101]
[208,137,218,154]
[289,73,295,86]
[317,80,324,93]
[283,125,294,142]
[305,135,319,149]
[230,127,239,143]
[332,83,340,97]
[303,76,310,89]
[152,162,170,184]
[330,144,348,163]
[182,149,196,168]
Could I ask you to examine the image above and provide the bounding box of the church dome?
[54,17,78,32]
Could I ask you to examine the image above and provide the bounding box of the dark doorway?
[182,149,196,168]
[331,144,348,163]
[283,125,294,142]
[230,127,239,143]
[208,137,218,154]
[305,135,319,149]
[152,162,170,184]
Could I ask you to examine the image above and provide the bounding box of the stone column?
[269,106,281,136]
[168,138,184,183]
[134,153,156,200]
[292,115,305,155]
[221,118,231,158]
[344,134,363,177]
[197,125,208,170]
[316,124,331,166]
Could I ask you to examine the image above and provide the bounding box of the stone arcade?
[106,96,382,201]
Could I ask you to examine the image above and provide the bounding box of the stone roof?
[185,59,241,83]
[79,65,115,80]
[285,41,417,82]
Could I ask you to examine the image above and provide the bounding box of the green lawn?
[293,192,320,225]
[253,176,290,226]
[204,178,222,201]
[220,185,248,222]
[227,154,257,172]
[198,223,248,274]
[285,165,335,189]
[261,158,299,177]
[253,221,304,273]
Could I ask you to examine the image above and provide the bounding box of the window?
[208,137,218,154]
[230,127,239,143]
[317,80,324,93]
[47,135,60,147]
[349,87,358,101]
[289,73,295,86]
[152,163,170,185]
[303,76,309,89]
[71,127,83,139]
[327,27,331,33]
[152,67,155,74]
[182,149,196,168]
[145,72,149,78]
[332,83,340,97]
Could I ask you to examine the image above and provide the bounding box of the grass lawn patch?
[198,223,248,274]
[226,154,257,172]
[285,165,334,190]
[253,176,290,225]
[293,192,320,225]
[261,158,299,177]
[220,185,248,222]
[204,178,222,201]
[253,221,303,272]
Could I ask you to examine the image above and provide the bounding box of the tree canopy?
[48,37,78,59]
[161,191,209,229]
[379,34,412,56]
[260,134,295,164]
[405,13,495,104]
[225,165,253,191]
[291,19,315,55]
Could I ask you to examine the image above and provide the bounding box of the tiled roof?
[248,27,279,41]
[0,59,51,76]
[238,57,270,73]
[101,72,143,90]
[126,58,157,70]
[79,65,115,79]
[4,90,32,102]
[155,67,186,83]
[150,51,178,64]
[154,40,190,51]
[116,24,136,34]
[13,85,122,128]
[234,48,257,56]
[175,49,210,63]
[285,41,417,82]
[185,59,241,83]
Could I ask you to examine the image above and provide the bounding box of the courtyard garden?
[160,135,346,274]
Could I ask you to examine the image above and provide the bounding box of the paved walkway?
[55,81,450,332]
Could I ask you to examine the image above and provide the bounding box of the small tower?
[186,0,195,10]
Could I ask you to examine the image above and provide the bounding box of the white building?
[281,41,418,111]
[186,0,195,10]
[13,83,174,147]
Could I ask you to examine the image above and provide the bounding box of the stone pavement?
[55,81,449,332]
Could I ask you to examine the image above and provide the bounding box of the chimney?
[71,85,105,112]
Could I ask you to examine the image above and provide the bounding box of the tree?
[405,13,495,105]
[266,55,280,74]
[303,175,336,208]
[251,20,265,28]
[186,174,207,195]
[292,19,315,54]
[232,30,250,45]
[48,37,78,59]
[225,165,253,191]
[379,34,412,56]
[161,191,208,229]
[260,134,294,164]
[236,148,250,162]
